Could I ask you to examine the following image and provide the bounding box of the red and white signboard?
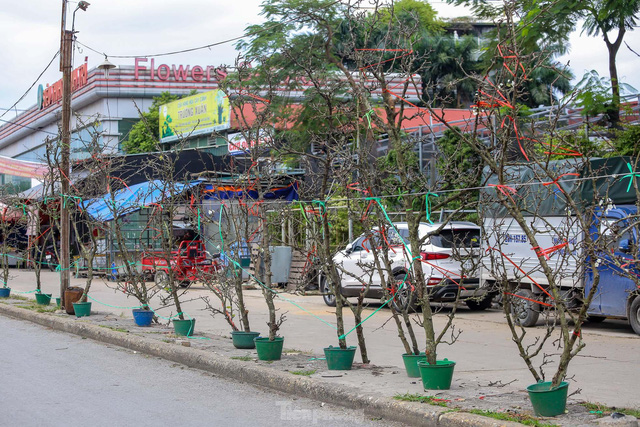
[0,155,47,179]
[227,131,272,155]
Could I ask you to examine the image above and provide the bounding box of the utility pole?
[59,0,72,306]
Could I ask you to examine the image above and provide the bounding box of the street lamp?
[98,56,116,79]
[71,1,90,33]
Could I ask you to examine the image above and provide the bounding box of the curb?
[0,304,522,427]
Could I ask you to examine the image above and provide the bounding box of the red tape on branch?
[532,242,568,260]
[488,184,518,204]
[505,291,553,307]
[497,44,528,79]
[487,246,554,301]
[355,49,413,71]
[542,173,579,194]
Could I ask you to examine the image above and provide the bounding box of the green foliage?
[418,34,481,107]
[538,129,607,160]
[376,142,424,212]
[121,92,181,154]
[613,125,640,156]
[522,60,573,107]
[379,0,443,34]
[574,70,618,118]
[436,128,482,210]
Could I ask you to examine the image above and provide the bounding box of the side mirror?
[618,239,631,253]
[345,244,353,255]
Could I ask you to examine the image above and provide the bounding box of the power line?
[75,0,342,59]
[0,51,60,121]
[0,117,59,137]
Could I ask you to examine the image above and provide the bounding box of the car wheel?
[510,288,540,327]
[391,271,418,312]
[465,294,493,311]
[629,297,640,336]
[155,270,170,292]
[320,275,336,307]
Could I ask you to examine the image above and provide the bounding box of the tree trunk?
[604,24,625,128]
[235,278,251,332]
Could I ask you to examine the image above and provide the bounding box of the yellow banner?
[159,89,230,143]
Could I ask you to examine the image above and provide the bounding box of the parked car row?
[320,213,640,336]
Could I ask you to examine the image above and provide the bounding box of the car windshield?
[430,229,480,248]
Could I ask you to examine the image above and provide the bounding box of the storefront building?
[0,58,228,191]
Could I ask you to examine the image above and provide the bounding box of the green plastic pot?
[55,297,61,307]
[324,346,357,370]
[0,287,10,298]
[402,352,427,378]
[254,337,284,361]
[35,293,52,305]
[73,301,92,318]
[173,318,196,336]
[527,381,569,417]
[417,359,456,390]
[231,331,260,349]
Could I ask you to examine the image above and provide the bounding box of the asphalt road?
[0,315,404,427]
[6,269,640,409]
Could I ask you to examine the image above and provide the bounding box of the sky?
[1,0,639,120]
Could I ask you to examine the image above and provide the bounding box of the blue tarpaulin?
[82,180,200,221]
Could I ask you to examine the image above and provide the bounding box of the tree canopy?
[121,92,180,154]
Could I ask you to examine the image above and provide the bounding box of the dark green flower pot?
[254,337,284,361]
[73,301,92,318]
[231,331,260,349]
[55,297,61,307]
[402,352,426,378]
[527,381,569,417]
[173,318,196,336]
[324,346,357,370]
[417,359,456,390]
[35,293,52,305]
[0,287,10,298]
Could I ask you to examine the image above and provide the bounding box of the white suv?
[321,222,491,311]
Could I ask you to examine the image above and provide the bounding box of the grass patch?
[283,348,311,355]
[230,356,253,362]
[581,402,640,418]
[98,325,129,333]
[393,393,449,407]
[291,369,316,376]
[9,295,29,301]
[467,409,556,427]
[16,303,57,313]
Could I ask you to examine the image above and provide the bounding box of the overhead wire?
[0,51,60,121]
[74,0,343,59]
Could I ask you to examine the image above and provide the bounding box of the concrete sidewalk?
[2,269,639,426]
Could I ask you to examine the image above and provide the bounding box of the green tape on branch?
[425,192,439,224]
[86,294,146,310]
[338,198,413,339]
[218,203,338,332]
[363,109,375,129]
[622,162,640,192]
